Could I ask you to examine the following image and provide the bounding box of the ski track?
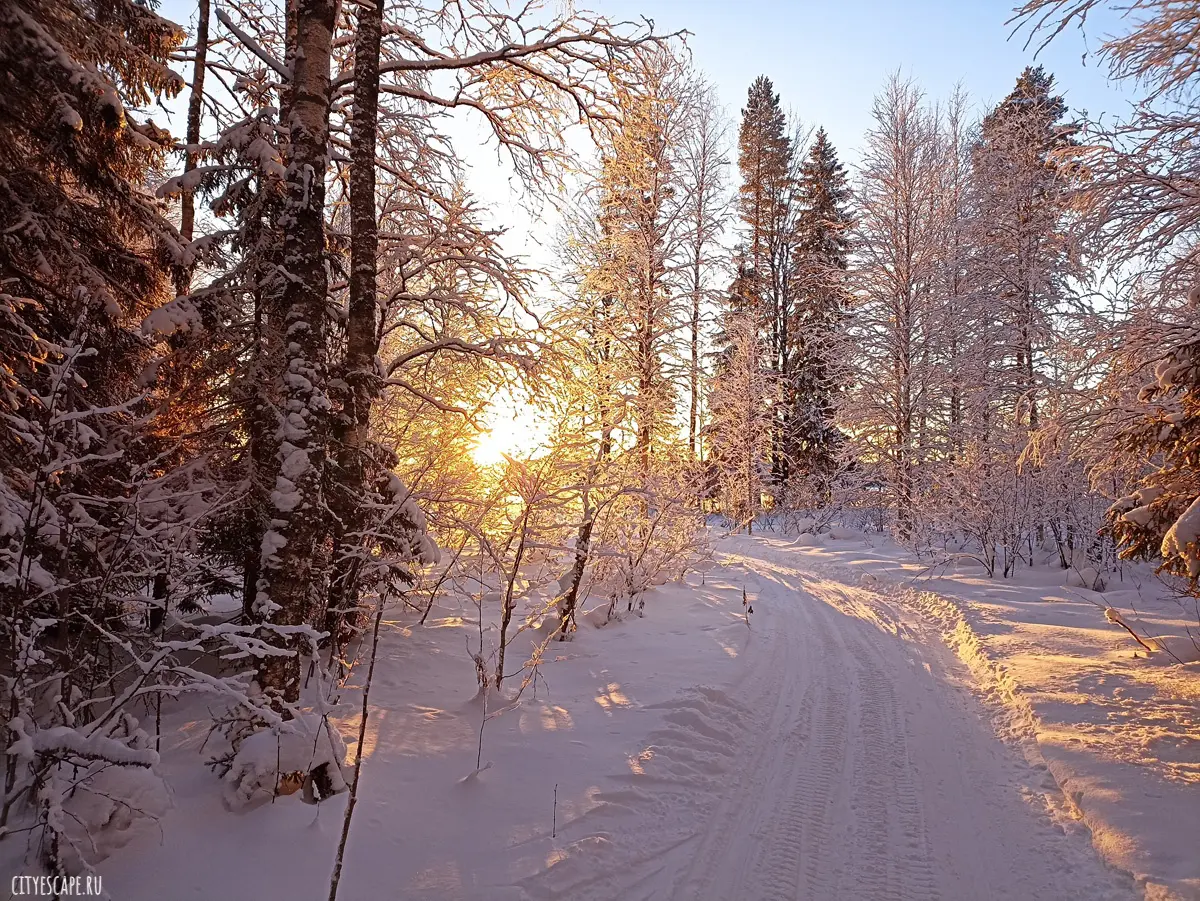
[523,535,1137,901]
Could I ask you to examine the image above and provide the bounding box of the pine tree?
[789,128,851,499]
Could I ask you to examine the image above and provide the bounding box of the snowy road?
[97,533,1143,901]
[528,535,1135,901]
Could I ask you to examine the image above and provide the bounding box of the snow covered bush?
[4,713,168,875]
[223,714,347,809]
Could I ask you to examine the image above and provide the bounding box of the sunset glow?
[470,396,550,467]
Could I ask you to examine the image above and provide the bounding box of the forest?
[1,0,1199,898]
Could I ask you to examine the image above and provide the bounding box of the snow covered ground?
[87,529,1197,900]
[779,530,1200,901]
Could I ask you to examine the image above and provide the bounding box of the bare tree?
[677,79,731,460]
[848,74,943,538]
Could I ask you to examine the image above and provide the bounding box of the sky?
[445,0,1134,261]
[157,0,1135,260]
[594,0,1131,162]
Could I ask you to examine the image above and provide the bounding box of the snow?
[8,720,160,767]
[85,530,1198,900]
[141,298,201,338]
[776,532,1200,900]
[60,765,172,866]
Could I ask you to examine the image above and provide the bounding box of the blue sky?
[159,0,1132,161]
[594,0,1131,164]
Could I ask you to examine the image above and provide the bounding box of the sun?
[471,394,550,467]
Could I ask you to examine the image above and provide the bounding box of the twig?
[328,592,390,901]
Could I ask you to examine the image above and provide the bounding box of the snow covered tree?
[929,87,984,460]
[245,0,340,706]
[1014,3,1200,310]
[735,76,802,491]
[1015,0,1200,587]
[971,66,1077,431]
[546,49,710,626]
[708,308,776,530]
[677,80,731,461]
[788,128,851,500]
[1108,326,1200,586]
[0,0,187,612]
[0,0,205,874]
[146,0,676,706]
[594,50,693,477]
[847,74,943,538]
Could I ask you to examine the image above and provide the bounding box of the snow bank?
[61,765,171,867]
[784,538,1200,901]
[1064,566,1107,592]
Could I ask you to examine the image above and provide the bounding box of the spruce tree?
[738,76,793,304]
[1109,327,1200,591]
[0,0,185,647]
[789,128,851,498]
[973,66,1075,430]
[735,75,798,493]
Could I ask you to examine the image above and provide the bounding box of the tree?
[708,308,776,530]
[179,0,211,255]
[971,66,1077,431]
[324,0,385,649]
[735,75,801,491]
[148,0,675,710]
[929,86,982,460]
[1108,324,1200,586]
[1015,0,1200,588]
[848,74,943,538]
[789,128,851,499]
[0,0,197,873]
[677,80,730,461]
[250,0,339,707]
[603,51,696,476]
[548,50,710,628]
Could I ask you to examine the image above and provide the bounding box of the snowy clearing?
[82,529,1200,900]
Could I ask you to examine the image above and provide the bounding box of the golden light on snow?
[628,747,655,775]
[470,392,550,467]
[595,682,631,714]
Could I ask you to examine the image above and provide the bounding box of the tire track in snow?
[522,536,1136,901]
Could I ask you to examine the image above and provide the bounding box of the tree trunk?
[256,0,337,707]
[558,505,593,638]
[688,256,701,460]
[179,0,209,253]
[495,512,530,690]
[326,0,384,648]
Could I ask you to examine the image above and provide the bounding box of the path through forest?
[521,534,1135,901]
[98,533,1139,900]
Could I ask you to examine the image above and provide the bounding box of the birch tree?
[677,80,731,461]
[848,74,943,537]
